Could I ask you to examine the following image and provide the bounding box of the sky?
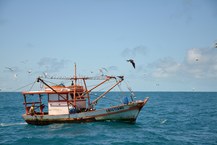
[0,0,217,92]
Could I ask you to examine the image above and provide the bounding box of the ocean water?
[0,92,217,145]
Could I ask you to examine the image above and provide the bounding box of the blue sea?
[0,92,217,145]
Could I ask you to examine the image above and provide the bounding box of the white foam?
[0,122,27,127]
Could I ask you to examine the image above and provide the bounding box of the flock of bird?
[3,52,206,82]
[5,40,217,79]
[4,67,32,79]
[3,41,217,91]
[4,59,136,80]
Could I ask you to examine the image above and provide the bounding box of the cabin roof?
[22,85,84,95]
[22,90,72,95]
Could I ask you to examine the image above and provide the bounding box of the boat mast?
[73,63,77,107]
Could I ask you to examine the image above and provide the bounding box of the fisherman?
[29,103,35,116]
[69,104,76,114]
[123,96,129,105]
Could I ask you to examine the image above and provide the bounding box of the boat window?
[59,94,67,100]
[49,94,58,101]
[49,94,68,101]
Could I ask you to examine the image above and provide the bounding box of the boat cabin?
[22,84,88,116]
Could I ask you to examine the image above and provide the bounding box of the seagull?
[27,69,32,74]
[5,67,14,72]
[98,67,108,76]
[43,72,48,78]
[14,73,18,78]
[99,69,104,76]
[126,59,135,69]
[101,67,108,72]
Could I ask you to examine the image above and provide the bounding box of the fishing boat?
[22,64,149,125]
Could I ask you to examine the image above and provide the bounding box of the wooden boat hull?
[22,98,148,125]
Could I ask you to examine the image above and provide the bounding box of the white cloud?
[149,47,217,79]
[150,57,181,78]
[186,48,202,63]
[184,47,217,78]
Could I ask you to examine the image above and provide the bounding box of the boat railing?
[23,101,41,105]
[24,101,46,115]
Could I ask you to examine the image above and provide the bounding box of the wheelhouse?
[22,83,88,116]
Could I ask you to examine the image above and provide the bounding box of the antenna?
[74,63,77,79]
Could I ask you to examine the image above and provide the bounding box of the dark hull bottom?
[25,118,137,125]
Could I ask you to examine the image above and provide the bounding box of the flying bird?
[126,59,135,69]
[14,73,18,79]
[5,67,14,72]
[43,72,48,78]
[99,69,104,76]
[27,69,32,74]
[101,67,108,72]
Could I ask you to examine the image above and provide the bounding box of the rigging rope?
[115,78,127,103]
[124,81,135,101]
[42,79,59,86]
[87,79,114,92]
[29,81,37,91]
[14,81,37,91]
[90,92,120,103]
